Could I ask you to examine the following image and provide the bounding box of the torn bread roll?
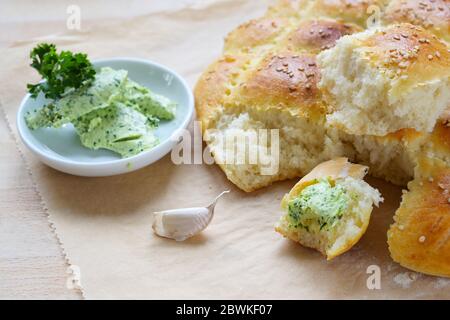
[318,23,450,136]
[276,158,383,260]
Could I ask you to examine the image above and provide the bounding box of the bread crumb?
[393,272,419,288]
[434,278,450,289]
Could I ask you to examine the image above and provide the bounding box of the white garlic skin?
[152,191,229,241]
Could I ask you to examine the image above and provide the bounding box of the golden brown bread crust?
[284,157,368,198]
[194,54,251,131]
[266,0,311,18]
[222,18,363,116]
[361,24,450,92]
[431,111,450,156]
[224,17,290,54]
[283,19,363,53]
[388,156,450,277]
[227,52,324,117]
[308,0,390,26]
[384,0,450,42]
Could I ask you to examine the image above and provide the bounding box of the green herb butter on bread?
[276,158,383,260]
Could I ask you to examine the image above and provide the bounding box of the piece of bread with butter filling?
[276,158,383,260]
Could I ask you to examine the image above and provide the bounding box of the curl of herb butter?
[25,67,176,158]
[287,178,350,233]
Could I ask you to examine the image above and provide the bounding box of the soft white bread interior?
[203,109,352,192]
[318,23,450,136]
[275,158,383,260]
[388,156,450,278]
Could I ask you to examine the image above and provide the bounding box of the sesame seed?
[305,83,312,89]
[428,54,434,60]
[398,225,405,231]
[393,35,401,40]
[419,236,426,243]
[298,67,305,71]
[435,51,441,58]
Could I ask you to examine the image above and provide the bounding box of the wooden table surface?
[0,0,188,300]
[0,110,82,299]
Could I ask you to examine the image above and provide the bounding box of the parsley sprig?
[27,43,96,100]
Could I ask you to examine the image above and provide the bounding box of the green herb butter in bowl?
[17,45,193,177]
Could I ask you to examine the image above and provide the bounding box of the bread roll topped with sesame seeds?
[195,0,450,276]
[276,158,383,260]
[281,19,363,53]
[383,0,450,43]
[306,0,391,27]
[388,156,450,277]
[224,17,291,54]
[266,0,311,18]
[318,23,450,136]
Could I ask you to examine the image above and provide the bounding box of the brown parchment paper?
[1,0,450,299]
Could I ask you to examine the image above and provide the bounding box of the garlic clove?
[152,190,229,241]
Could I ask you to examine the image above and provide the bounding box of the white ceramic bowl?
[17,58,194,177]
